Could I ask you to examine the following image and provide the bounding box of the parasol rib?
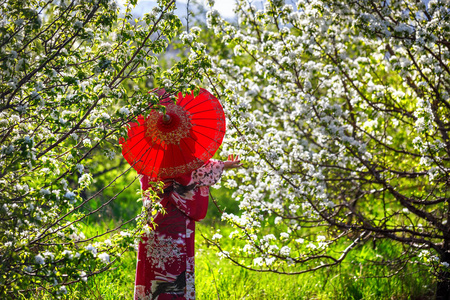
[181,97,211,111]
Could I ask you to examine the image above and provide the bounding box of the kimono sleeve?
[168,160,224,221]
[139,174,149,191]
[191,160,225,187]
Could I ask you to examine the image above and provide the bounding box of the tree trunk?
[436,252,450,300]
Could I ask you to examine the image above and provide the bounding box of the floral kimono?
[134,160,224,300]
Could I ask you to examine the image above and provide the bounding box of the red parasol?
[120,88,226,179]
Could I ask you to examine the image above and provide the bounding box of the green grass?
[59,220,434,300]
[195,223,434,300]
[26,186,436,299]
[66,250,136,299]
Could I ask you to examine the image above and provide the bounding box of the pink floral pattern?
[135,160,224,300]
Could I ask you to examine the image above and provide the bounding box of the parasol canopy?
[120,88,226,179]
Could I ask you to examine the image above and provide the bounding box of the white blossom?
[98,252,110,264]
[84,244,97,256]
[119,106,130,115]
[83,138,91,147]
[212,233,223,241]
[280,246,291,256]
[76,164,84,174]
[35,254,45,265]
[78,173,92,187]
[80,271,88,282]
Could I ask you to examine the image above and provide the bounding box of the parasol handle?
[162,114,172,124]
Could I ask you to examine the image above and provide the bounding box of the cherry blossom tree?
[182,0,450,298]
[0,0,206,297]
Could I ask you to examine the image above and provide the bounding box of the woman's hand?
[224,154,243,169]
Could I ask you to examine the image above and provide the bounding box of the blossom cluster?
[182,0,450,275]
[0,0,195,296]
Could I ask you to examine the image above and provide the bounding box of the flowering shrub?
[0,0,204,297]
[184,0,450,297]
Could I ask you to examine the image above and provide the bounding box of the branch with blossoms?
[0,0,212,297]
[179,0,450,298]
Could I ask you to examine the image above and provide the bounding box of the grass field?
[26,187,436,299]
[60,220,435,300]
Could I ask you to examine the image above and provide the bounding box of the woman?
[134,155,242,300]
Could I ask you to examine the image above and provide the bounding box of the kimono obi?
[159,179,195,198]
